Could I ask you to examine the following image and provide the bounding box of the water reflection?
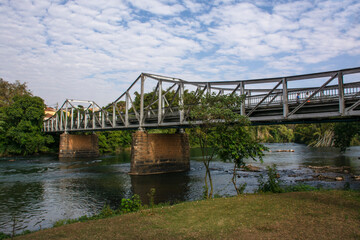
[131,172,191,204]
[58,151,131,170]
[0,182,44,233]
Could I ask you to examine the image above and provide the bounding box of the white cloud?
[128,0,185,15]
[200,1,360,69]
[273,1,313,20]
[0,0,359,106]
[183,0,204,13]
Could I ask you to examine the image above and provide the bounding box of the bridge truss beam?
[44,67,360,133]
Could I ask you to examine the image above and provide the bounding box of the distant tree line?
[253,123,360,151]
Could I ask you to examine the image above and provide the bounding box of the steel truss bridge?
[44,67,360,133]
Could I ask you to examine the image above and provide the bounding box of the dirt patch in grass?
[14,191,360,240]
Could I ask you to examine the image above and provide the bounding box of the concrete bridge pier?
[59,133,100,158]
[129,130,190,175]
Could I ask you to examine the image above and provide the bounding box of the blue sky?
[1,0,360,106]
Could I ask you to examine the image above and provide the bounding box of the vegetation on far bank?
[254,122,360,151]
[8,190,360,240]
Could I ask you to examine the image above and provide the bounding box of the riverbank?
[12,190,360,240]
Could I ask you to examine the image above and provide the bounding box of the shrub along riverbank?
[8,190,360,240]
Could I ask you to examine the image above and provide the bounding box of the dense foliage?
[294,123,335,147]
[120,194,142,213]
[97,130,133,154]
[0,78,31,108]
[254,125,294,143]
[0,80,54,156]
[0,232,10,240]
[333,122,360,151]
[254,122,360,151]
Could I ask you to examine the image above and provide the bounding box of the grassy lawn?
[14,190,360,240]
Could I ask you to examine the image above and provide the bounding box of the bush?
[0,232,10,240]
[98,204,114,217]
[237,183,247,194]
[147,188,156,208]
[53,219,67,227]
[257,164,284,193]
[120,194,142,214]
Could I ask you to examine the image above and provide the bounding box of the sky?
[1,0,360,106]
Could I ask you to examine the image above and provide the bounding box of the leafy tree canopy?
[98,130,133,154]
[334,122,360,152]
[0,78,31,108]
[1,94,54,155]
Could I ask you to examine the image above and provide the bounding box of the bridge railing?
[43,67,360,132]
[245,82,360,108]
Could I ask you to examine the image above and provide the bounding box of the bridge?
[44,67,360,133]
[44,67,360,175]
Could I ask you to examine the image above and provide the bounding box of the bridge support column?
[130,130,190,175]
[59,133,99,158]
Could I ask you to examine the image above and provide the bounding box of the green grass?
[14,190,360,240]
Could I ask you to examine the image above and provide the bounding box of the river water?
[0,143,359,234]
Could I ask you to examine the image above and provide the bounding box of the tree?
[132,89,193,112]
[0,113,4,132]
[334,122,360,152]
[293,122,360,151]
[254,125,294,143]
[187,92,266,198]
[2,95,54,155]
[294,124,320,145]
[0,112,5,152]
[294,123,334,147]
[0,78,31,108]
[216,126,266,195]
[98,130,133,154]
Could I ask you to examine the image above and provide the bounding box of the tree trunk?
[232,164,240,195]
[207,160,213,198]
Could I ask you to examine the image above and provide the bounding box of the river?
[0,143,359,234]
